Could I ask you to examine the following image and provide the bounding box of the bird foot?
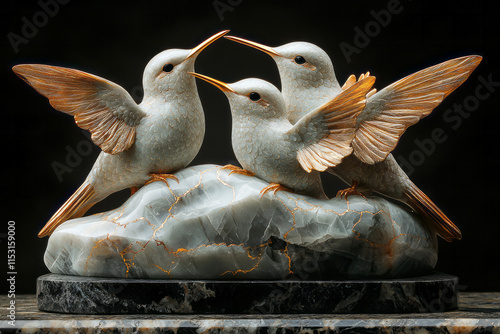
[260,183,293,197]
[130,186,139,196]
[222,164,255,177]
[336,181,366,200]
[145,173,180,187]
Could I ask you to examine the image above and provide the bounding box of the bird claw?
[130,186,139,196]
[260,183,293,197]
[336,181,366,200]
[222,164,255,177]
[145,173,180,187]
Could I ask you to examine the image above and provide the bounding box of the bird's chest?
[285,86,335,124]
[232,119,296,177]
[134,104,204,170]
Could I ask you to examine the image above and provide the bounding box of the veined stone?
[44,164,437,279]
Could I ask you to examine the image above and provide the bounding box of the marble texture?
[2,293,500,333]
[36,273,458,314]
[44,164,437,279]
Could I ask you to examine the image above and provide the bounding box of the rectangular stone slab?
[36,273,458,314]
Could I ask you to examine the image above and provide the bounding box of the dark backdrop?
[2,0,499,294]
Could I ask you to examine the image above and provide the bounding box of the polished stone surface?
[2,293,499,333]
[36,273,457,314]
[45,164,437,280]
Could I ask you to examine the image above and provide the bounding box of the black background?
[2,0,499,294]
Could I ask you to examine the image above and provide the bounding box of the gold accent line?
[224,35,281,57]
[189,72,237,93]
[186,30,230,59]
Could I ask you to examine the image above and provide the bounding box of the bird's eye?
[294,56,306,64]
[163,64,174,72]
[249,92,261,101]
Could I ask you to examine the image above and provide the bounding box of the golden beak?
[224,35,281,57]
[186,30,230,59]
[189,72,236,94]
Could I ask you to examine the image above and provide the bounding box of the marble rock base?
[37,273,458,314]
[45,164,437,280]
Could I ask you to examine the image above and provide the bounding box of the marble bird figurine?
[190,72,375,200]
[224,36,482,241]
[13,30,229,238]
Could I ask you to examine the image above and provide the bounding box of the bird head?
[142,30,229,101]
[225,36,337,87]
[225,36,341,118]
[190,73,287,121]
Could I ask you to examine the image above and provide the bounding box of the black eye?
[294,56,306,64]
[249,92,261,101]
[163,63,174,72]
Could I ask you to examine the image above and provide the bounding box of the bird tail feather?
[404,182,461,242]
[38,182,95,238]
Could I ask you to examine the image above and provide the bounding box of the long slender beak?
[189,72,236,94]
[224,35,281,57]
[186,30,230,59]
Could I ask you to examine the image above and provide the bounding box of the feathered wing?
[13,64,146,154]
[352,55,482,164]
[290,76,375,172]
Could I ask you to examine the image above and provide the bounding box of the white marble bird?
[225,36,482,241]
[14,30,229,238]
[190,72,375,199]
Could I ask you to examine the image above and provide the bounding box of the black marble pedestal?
[37,273,458,314]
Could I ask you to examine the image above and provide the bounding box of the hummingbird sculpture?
[14,30,229,238]
[225,35,482,241]
[190,72,374,199]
